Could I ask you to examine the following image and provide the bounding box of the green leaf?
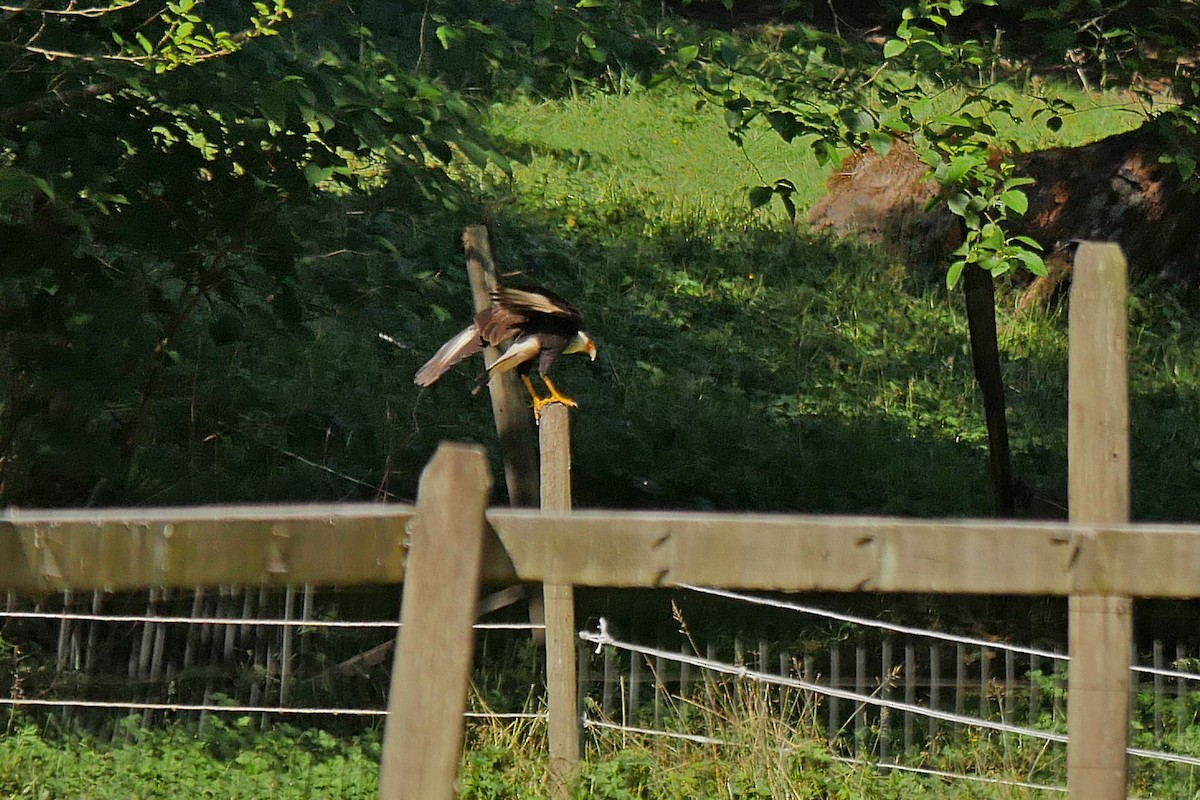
[946,192,970,217]
[434,25,461,50]
[532,17,553,52]
[883,39,907,58]
[811,139,842,167]
[1003,176,1036,190]
[455,137,494,170]
[839,109,875,134]
[1014,249,1047,276]
[1000,189,1028,215]
[946,259,967,289]
[136,32,154,55]
[303,163,333,186]
[766,111,803,143]
[1176,152,1197,182]
[868,131,894,156]
[943,155,978,186]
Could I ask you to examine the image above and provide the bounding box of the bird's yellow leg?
[520,374,542,402]
[539,376,579,411]
[520,374,550,421]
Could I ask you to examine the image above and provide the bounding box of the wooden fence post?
[379,442,492,800]
[464,225,540,507]
[1066,242,1131,800]
[464,224,544,642]
[540,402,581,790]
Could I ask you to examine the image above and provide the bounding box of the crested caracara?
[414,285,597,419]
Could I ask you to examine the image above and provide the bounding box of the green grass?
[447,79,1200,520]
[5,641,1200,799]
[12,679,1200,799]
[0,719,380,799]
[485,86,829,225]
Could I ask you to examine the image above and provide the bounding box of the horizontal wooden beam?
[486,509,1200,598]
[0,504,416,593]
[6,504,1200,597]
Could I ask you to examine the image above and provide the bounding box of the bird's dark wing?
[491,285,585,328]
[475,303,526,346]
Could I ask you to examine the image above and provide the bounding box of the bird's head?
[567,330,597,361]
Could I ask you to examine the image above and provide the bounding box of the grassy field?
[459,80,1200,520]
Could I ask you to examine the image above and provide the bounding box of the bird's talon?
[532,396,577,421]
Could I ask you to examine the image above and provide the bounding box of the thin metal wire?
[678,584,1200,682]
[580,622,1068,744]
[583,716,725,745]
[828,754,1067,794]
[0,696,544,721]
[679,584,1066,661]
[581,716,1066,793]
[581,622,1200,769]
[0,610,542,630]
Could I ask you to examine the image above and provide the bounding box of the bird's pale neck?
[565,331,597,360]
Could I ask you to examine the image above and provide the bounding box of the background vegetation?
[3,0,1200,796]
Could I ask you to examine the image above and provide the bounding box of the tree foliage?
[688,0,1198,287]
[0,0,678,505]
[0,1,507,503]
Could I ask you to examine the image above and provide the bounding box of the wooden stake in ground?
[540,402,582,789]
[1066,242,1131,800]
[379,442,492,800]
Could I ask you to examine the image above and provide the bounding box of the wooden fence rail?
[0,242,1171,799]
[9,504,1200,597]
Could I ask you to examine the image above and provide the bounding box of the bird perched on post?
[414,285,597,419]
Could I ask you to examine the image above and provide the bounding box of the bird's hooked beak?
[584,333,597,361]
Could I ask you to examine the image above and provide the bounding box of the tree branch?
[0,81,115,131]
[0,0,142,18]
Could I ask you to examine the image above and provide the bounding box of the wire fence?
[0,585,546,736]
[5,583,1200,796]
[574,586,1200,797]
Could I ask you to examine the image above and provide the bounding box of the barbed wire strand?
[677,584,1200,682]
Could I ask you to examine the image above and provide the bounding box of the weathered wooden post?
[379,443,492,800]
[1066,242,1131,800]
[463,224,540,507]
[463,224,545,640]
[540,402,581,791]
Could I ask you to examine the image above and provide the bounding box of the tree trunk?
[963,264,1015,516]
